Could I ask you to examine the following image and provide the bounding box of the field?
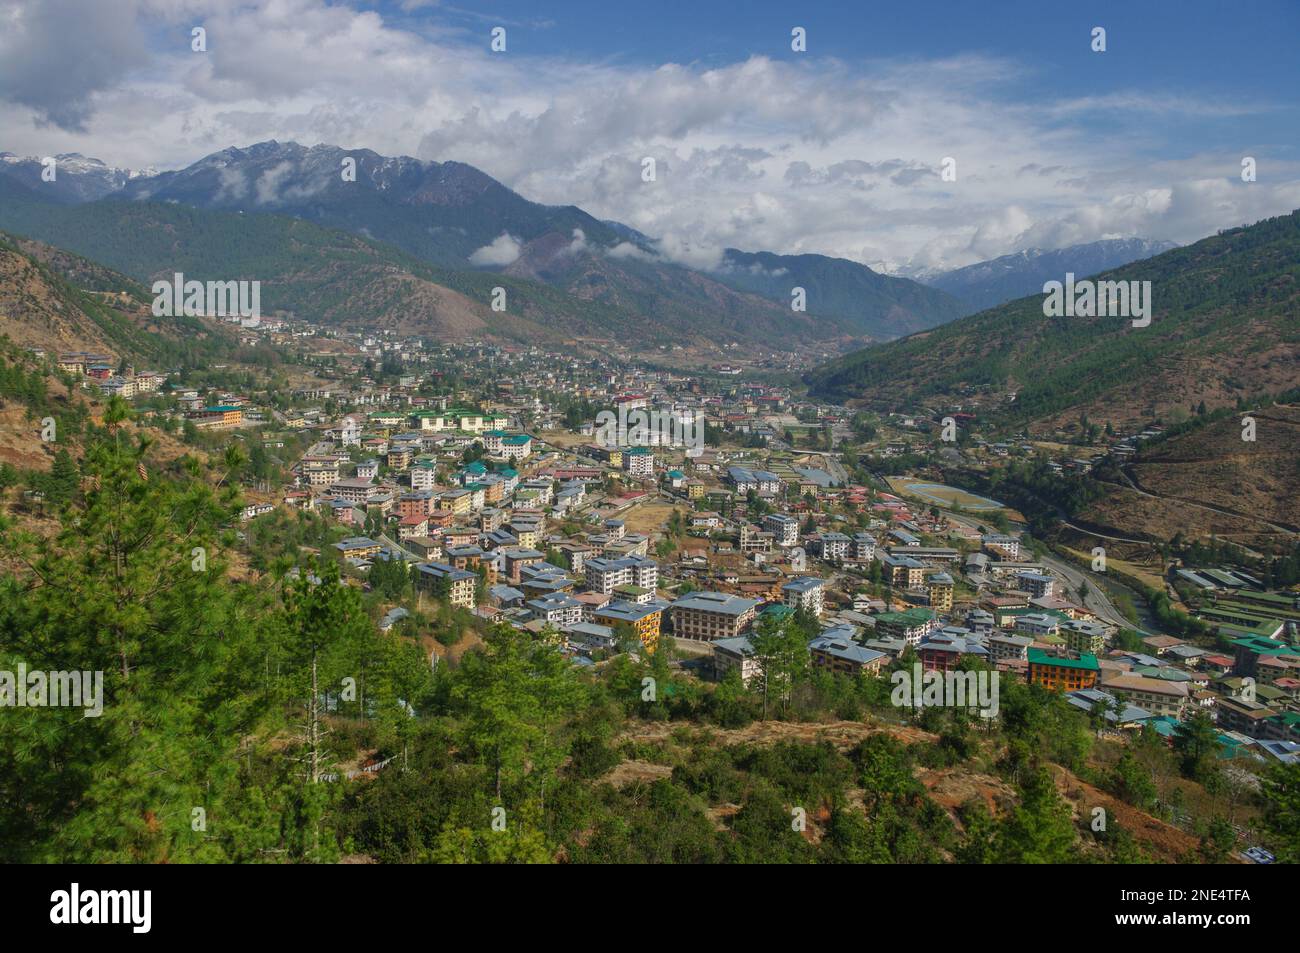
[888,476,1006,512]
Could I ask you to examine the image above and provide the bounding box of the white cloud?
[0,0,1296,274]
[468,232,521,266]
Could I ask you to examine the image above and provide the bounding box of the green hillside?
[806,211,1300,428]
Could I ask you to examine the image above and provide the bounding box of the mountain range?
[0,140,1195,361]
[922,238,1180,312]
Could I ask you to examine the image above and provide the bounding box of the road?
[938,504,1140,631]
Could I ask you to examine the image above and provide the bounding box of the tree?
[1172,712,1220,782]
[452,625,584,815]
[0,431,257,862]
[1259,762,1300,864]
[994,768,1078,863]
[749,612,809,720]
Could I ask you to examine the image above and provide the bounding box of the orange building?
[1027,649,1100,691]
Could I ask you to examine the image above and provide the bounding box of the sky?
[1,0,1298,274]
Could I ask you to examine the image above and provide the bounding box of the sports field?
[888,477,1006,512]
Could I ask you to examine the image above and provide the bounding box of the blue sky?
[2,0,1298,272]
[383,0,1300,156]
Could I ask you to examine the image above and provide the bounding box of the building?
[781,576,825,618]
[334,536,383,560]
[925,572,954,612]
[193,405,243,430]
[765,513,800,547]
[415,561,478,609]
[809,627,886,676]
[880,552,925,589]
[593,600,664,654]
[618,446,652,477]
[500,433,533,460]
[817,532,851,561]
[1063,619,1110,655]
[851,533,876,561]
[713,636,761,685]
[1103,674,1189,719]
[1027,649,1100,692]
[1015,571,1055,599]
[873,607,938,646]
[670,591,761,641]
[585,556,658,595]
[527,593,585,627]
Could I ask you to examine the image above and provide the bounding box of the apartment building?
[670,591,761,641]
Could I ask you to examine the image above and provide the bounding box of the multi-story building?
[1062,619,1110,655]
[817,532,851,561]
[585,556,658,594]
[851,532,876,561]
[873,607,938,646]
[415,561,478,609]
[410,462,439,490]
[1015,571,1055,599]
[925,571,955,612]
[987,632,1034,663]
[593,600,664,654]
[527,592,585,627]
[880,552,925,589]
[712,636,760,685]
[500,433,533,460]
[1027,649,1099,692]
[329,478,375,505]
[781,576,825,618]
[765,513,799,547]
[809,627,887,676]
[670,591,761,641]
[623,446,654,477]
[334,536,383,560]
[1103,674,1189,719]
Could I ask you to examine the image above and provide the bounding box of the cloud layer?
[1,0,1297,273]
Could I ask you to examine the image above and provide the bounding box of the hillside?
[806,211,1300,430]
[0,172,855,355]
[1079,404,1300,549]
[714,248,967,340]
[0,231,234,366]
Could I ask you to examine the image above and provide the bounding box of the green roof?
[876,607,937,625]
[1027,649,1099,670]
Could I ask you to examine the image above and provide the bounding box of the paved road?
[939,506,1138,631]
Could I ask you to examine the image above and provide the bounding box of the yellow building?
[594,602,663,654]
